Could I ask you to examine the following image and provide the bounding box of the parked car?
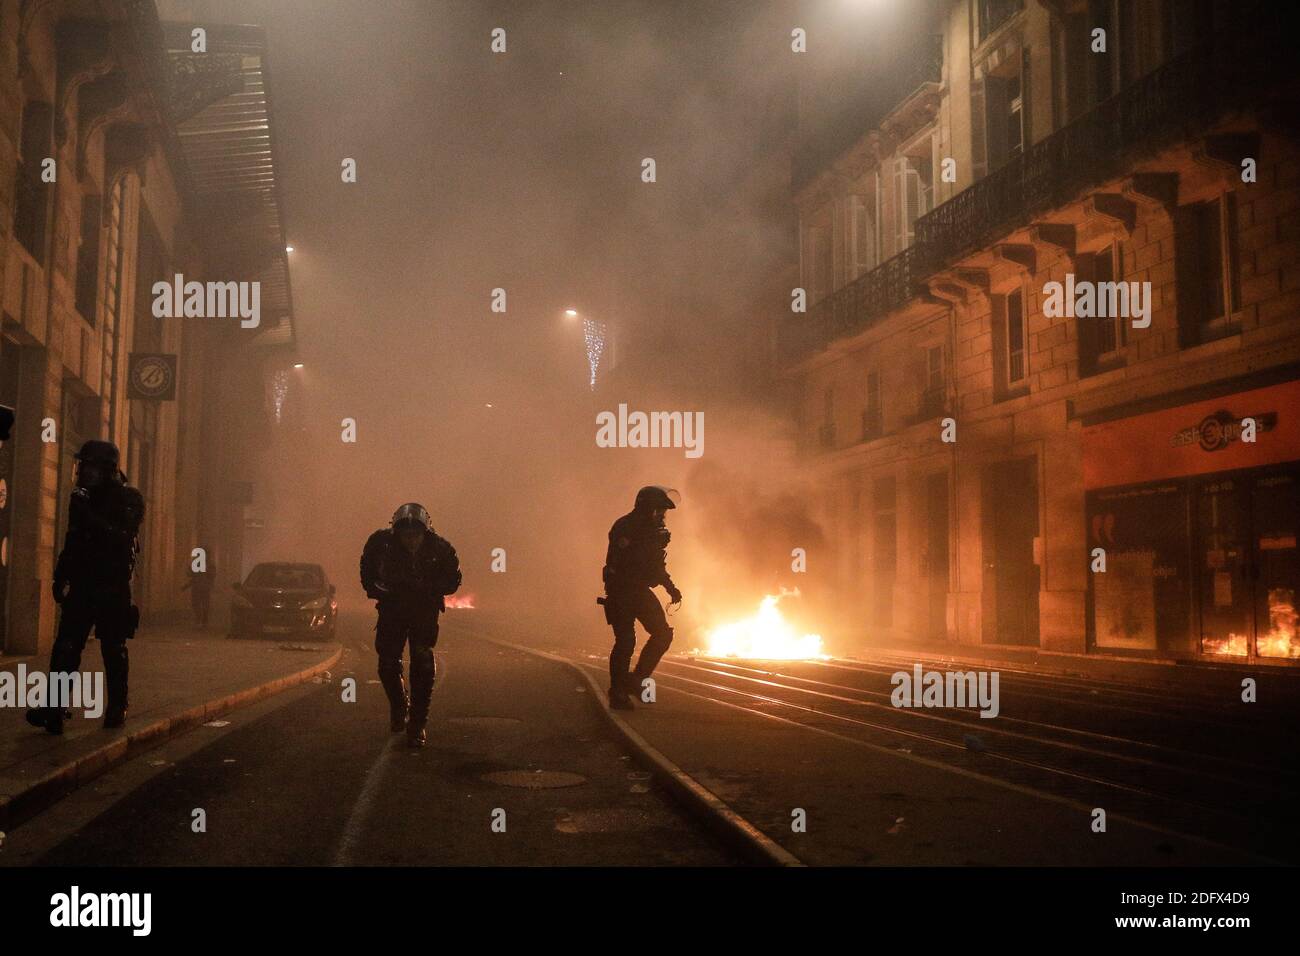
[230,562,337,640]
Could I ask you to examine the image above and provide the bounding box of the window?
[894,137,934,252]
[1093,244,1124,356]
[13,102,53,264]
[977,0,1023,44]
[848,194,876,279]
[1006,288,1026,383]
[984,51,1029,171]
[863,370,882,440]
[804,221,833,303]
[75,194,101,324]
[1174,194,1240,345]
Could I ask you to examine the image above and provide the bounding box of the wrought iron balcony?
[915,15,1281,277]
[784,247,921,363]
[781,1,1280,369]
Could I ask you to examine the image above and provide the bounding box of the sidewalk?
[0,624,340,830]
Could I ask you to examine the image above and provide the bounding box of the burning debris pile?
[698,590,825,660]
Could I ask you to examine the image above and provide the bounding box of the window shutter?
[904,163,922,248]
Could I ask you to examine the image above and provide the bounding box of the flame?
[445,593,476,609]
[1202,633,1248,656]
[700,592,825,660]
[1201,591,1298,658]
[1258,590,1298,659]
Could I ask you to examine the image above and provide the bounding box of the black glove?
[666,585,682,605]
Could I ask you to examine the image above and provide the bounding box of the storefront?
[1082,379,1300,662]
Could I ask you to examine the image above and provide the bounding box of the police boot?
[379,669,408,733]
[103,642,130,729]
[407,646,434,748]
[608,686,634,711]
[25,707,65,735]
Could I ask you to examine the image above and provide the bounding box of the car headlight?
[300,595,329,610]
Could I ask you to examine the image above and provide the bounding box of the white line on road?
[332,652,446,867]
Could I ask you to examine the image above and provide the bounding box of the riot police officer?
[359,503,462,748]
[26,440,144,734]
[601,486,682,710]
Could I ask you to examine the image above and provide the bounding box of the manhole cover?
[448,716,523,729]
[482,770,587,789]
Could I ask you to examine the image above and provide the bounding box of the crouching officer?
[26,440,144,734]
[600,486,682,710]
[359,503,461,748]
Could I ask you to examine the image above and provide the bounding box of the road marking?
[332,651,446,867]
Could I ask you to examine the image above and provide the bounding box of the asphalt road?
[2,613,732,867]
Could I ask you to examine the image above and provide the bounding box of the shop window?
[1087,482,1192,654]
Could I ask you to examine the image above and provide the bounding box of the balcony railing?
[782,4,1283,368]
[915,43,1214,273]
[783,246,921,362]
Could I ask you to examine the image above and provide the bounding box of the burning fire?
[701,591,825,660]
[445,593,476,609]
[1202,590,1298,658]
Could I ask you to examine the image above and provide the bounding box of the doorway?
[982,457,1040,645]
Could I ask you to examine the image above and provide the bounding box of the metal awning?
[160,21,295,350]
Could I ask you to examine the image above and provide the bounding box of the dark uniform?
[27,440,144,734]
[602,486,681,709]
[359,503,461,747]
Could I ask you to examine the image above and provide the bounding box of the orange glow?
[1258,591,1298,659]
[700,591,825,660]
[445,593,476,609]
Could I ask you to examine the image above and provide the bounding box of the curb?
[0,643,343,831]
[484,637,803,868]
